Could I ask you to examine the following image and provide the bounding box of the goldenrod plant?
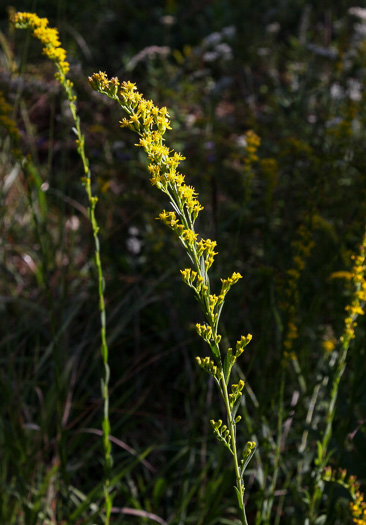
[308,231,366,523]
[10,11,257,525]
[10,12,113,524]
[88,71,256,525]
[323,468,366,524]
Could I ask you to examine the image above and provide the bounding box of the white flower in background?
[348,7,366,20]
[127,226,143,255]
[222,25,236,39]
[354,22,366,36]
[347,78,362,101]
[307,43,338,59]
[330,82,344,100]
[203,32,222,48]
[215,43,233,60]
[235,135,248,148]
[160,15,176,26]
[266,22,280,33]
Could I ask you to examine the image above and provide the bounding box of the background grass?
[1,1,366,523]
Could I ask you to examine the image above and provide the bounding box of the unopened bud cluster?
[210,419,233,454]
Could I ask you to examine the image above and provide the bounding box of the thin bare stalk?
[10,14,113,523]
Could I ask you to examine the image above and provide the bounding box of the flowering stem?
[10,14,112,524]
[220,376,249,525]
[308,232,366,523]
[88,72,256,524]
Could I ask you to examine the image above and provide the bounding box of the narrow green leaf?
[232,396,242,420]
[240,446,256,479]
[223,353,232,385]
[234,486,243,510]
[216,302,225,327]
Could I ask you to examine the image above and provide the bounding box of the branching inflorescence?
[88,71,256,524]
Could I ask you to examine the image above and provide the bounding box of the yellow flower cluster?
[11,12,69,75]
[0,91,22,159]
[210,419,233,453]
[340,234,366,344]
[196,356,221,378]
[196,323,213,342]
[229,379,245,409]
[196,322,221,344]
[321,339,336,353]
[158,210,181,231]
[243,130,261,165]
[180,268,205,293]
[196,238,218,270]
[323,467,366,524]
[352,490,366,525]
[221,272,243,289]
[224,334,253,382]
[182,228,198,244]
[236,334,253,356]
[327,101,358,141]
[282,223,315,359]
[242,130,261,201]
[331,271,354,281]
[89,72,206,237]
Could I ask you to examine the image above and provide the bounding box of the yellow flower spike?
[121,80,137,92]
[11,12,70,75]
[330,271,354,280]
[87,75,254,518]
[322,339,336,353]
[215,334,222,344]
[149,144,170,163]
[181,228,198,244]
[220,272,243,296]
[180,269,191,283]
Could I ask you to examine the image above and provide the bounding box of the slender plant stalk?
[221,376,249,525]
[308,231,366,523]
[10,13,112,523]
[88,72,257,524]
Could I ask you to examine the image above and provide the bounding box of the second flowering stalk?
[89,72,256,524]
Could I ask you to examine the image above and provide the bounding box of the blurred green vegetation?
[1,1,366,524]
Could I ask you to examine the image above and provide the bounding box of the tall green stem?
[11,15,113,522]
[68,100,112,524]
[221,376,249,525]
[308,339,350,523]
